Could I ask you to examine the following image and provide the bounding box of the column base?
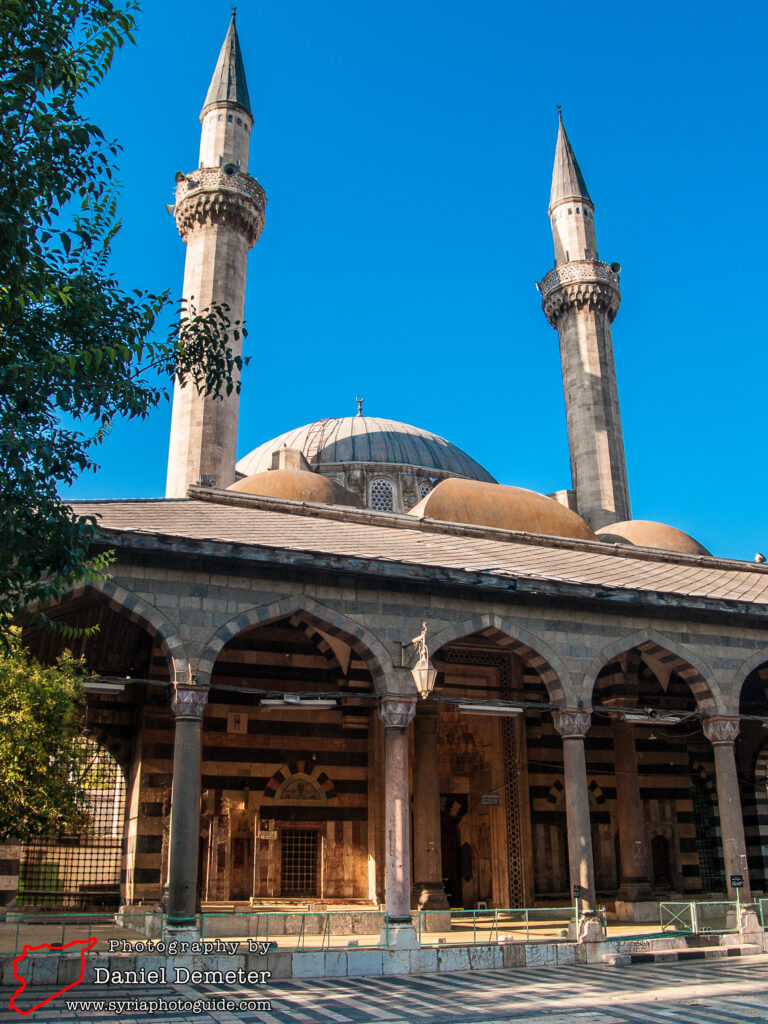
[382,921,420,948]
[164,920,201,943]
[411,881,451,933]
[739,910,762,942]
[412,881,450,910]
[614,899,660,923]
[616,881,654,902]
[568,915,605,942]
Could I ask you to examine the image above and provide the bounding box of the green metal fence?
[660,900,753,935]
[416,906,604,944]
[0,912,164,956]
[200,910,389,951]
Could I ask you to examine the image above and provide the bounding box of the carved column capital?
[378,697,417,729]
[171,684,210,721]
[552,709,592,739]
[702,716,741,745]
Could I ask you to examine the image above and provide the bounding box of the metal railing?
[0,912,167,957]
[660,900,754,935]
[200,910,389,951]
[416,905,605,944]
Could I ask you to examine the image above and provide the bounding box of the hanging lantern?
[408,622,437,699]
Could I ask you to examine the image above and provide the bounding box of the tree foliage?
[0,630,91,841]
[0,0,247,635]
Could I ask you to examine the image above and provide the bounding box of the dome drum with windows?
[235,415,496,513]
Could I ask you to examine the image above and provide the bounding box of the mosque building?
[13,14,768,937]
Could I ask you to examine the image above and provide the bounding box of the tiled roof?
[69,491,768,611]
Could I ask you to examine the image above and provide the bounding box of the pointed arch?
[582,629,724,713]
[428,614,573,705]
[28,579,190,683]
[262,762,338,804]
[196,596,394,693]
[736,649,768,698]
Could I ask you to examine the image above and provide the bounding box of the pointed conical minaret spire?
[548,109,597,266]
[165,15,266,498]
[538,110,630,530]
[203,10,252,116]
[550,108,591,210]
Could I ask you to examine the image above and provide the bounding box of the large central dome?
[236,416,495,513]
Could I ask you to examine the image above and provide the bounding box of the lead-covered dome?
[237,416,496,513]
[238,417,495,481]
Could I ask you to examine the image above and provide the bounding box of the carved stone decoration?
[278,777,323,802]
[542,279,621,326]
[378,697,417,729]
[175,189,266,247]
[702,716,741,745]
[552,709,592,739]
[539,258,620,298]
[171,683,210,720]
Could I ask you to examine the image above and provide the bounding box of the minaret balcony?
[174,167,266,208]
[538,259,620,301]
[539,259,621,326]
[173,167,266,247]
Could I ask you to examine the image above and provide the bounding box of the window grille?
[18,740,126,910]
[280,829,319,897]
[369,479,394,512]
[690,777,725,892]
[419,481,433,500]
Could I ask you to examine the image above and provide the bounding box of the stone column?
[412,704,449,921]
[703,717,751,900]
[379,697,417,942]
[553,709,602,938]
[167,683,209,932]
[611,717,653,906]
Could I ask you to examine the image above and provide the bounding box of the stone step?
[603,944,762,966]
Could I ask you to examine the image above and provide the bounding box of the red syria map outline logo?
[9,935,97,1015]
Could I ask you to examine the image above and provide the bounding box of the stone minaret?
[166,13,266,497]
[539,111,630,530]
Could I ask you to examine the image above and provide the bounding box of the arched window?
[419,480,433,500]
[370,479,395,512]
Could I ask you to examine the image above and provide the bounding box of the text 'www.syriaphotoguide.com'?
[65,997,272,1014]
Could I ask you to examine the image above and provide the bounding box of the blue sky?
[66,0,767,561]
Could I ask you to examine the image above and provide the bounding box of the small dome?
[228,469,363,508]
[237,416,495,482]
[596,520,711,557]
[408,478,596,541]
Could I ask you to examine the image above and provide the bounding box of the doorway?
[441,815,461,907]
[651,834,672,890]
